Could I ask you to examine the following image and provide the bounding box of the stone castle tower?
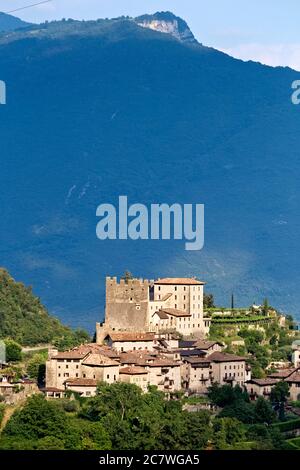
[96,277,150,343]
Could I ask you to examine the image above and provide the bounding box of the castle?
[96,276,211,343]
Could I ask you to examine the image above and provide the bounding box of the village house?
[245,378,279,400]
[45,345,120,393]
[208,352,248,387]
[292,340,300,368]
[119,366,149,392]
[285,371,300,401]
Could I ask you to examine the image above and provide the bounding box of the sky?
[1,0,300,70]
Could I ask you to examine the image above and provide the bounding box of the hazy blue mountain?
[0,13,299,331]
[0,12,31,32]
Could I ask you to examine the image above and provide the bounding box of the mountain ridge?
[0,14,299,330]
[0,12,31,32]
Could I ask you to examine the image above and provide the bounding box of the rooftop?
[119,366,148,375]
[160,308,191,318]
[107,332,155,342]
[154,278,205,285]
[268,368,298,379]
[82,353,119,367]
[53,351,88,360]
[195,340,222,350]
[285,372,300,384]
[64,378,98,387]
[153,310,169,320]
[247,378,279,386]
[208,352,246,363]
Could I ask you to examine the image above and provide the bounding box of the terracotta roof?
[247,378,279,386]
[155,278,205,285]
[82,353,119,367]
[53,351,88,360]
[195,340,222,350]
[183,357,211,366]
[108,332,155,342]
[285,372,300,384]
[268,368,298,379]
[120,351,157,365]
[208,352,246,363]
[160,308,191,318]
[153,310,169,320]
[41,387,64,393]
[75,343,120,359]
[119,366,147,375]
[146,358,179,368]
[65,378,98,387]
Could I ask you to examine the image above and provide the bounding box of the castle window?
[76,373,79,378]
[158,286,161,291]
[175,286,177,291]
[183,304,186,309]
[175,295,177,300]
[175,304,177,308]
[184,286,186,291]
[130,297,133,301]
[107,374,110,379]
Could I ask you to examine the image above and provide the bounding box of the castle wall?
[105,277,150,332]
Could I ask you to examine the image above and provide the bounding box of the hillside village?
[1,273,300,450]
[39,276,300,402]
[1,274,300,404]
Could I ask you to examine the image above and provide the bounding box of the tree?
[270,381,290,420]
[254,397,276,424]
[86,382,144,421]
[26,353,47,385]
[270,381,289,405]
[3,395,68,441]
[231,293,235,310]
[213,417,246,449]
[203,293,215,309]
[219,399,256,424]
[262,298,269,316]
[4,339,22,362]
[208,384,248,408]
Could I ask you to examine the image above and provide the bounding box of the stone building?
[96,276,211,343]
[45,344,120,392]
